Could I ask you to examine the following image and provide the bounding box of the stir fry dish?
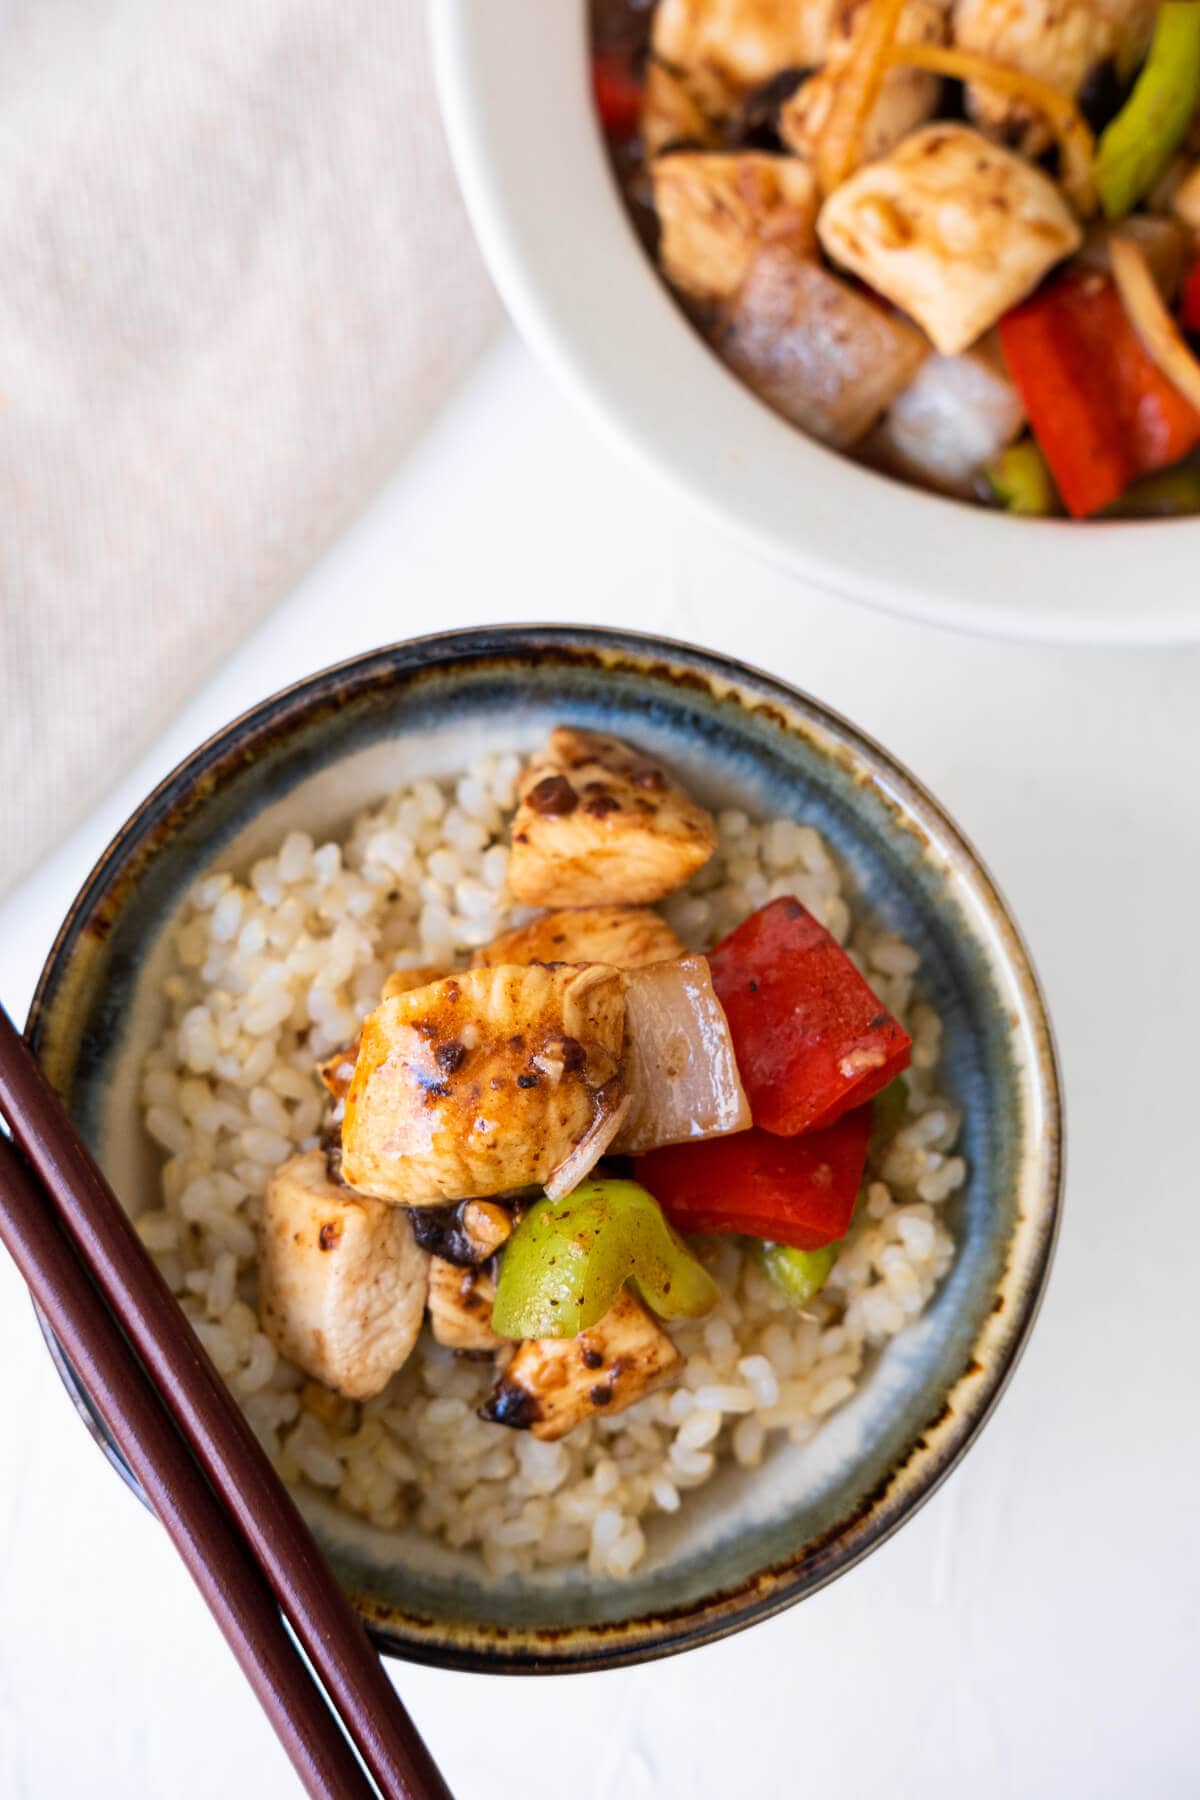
[592,0,1200,517]
[262,731,918,1441]
[140,735,964,1577]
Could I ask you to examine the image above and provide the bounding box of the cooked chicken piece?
[479,1290,683,1441]
[428,1256,502,1353]
[382,964,452,1002]
[717,243,928,447]
[780,0,944,170]
[317,967,449,1105]
[953,0,1153,154]
[473,905,683,973]
[260,1150,429,1401]
[817,124,1082,357]
[1173,165,1200,236]
[508,728,717,908]
[341,963,627,1205]
[1077,217,1191,300]
[652,152,819,304]
[409,1197,517,1265]
[653,0,840,116]
[868,342,1025,496]
[642,57,722,158]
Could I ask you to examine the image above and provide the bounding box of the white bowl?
[434,0,1197,644]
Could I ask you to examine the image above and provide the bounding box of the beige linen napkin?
[0,0,497,894]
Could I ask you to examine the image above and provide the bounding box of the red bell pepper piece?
[592,53,643,139]
[708,897,911,1137]
[1183,258,1200,337]
[636,1108,872,1251]
[998,270,1200,517]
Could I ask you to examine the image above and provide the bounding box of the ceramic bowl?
[28,626,1061,1671]
[433,1,1199,646]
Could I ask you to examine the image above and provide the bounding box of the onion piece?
[613,955,751,1156]
[883,45,1096,216]
[544,1085,630,1200]
[1110,234,1200,416]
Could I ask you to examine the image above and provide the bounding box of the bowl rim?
[26,624,1064,1672]
[433,0,1199,647]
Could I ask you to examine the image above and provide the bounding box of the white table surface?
[2,334,1198,1800]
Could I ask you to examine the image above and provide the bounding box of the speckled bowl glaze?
[28,627,1061,1672]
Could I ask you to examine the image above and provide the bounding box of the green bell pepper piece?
[491,1179,720,1340]
[1096,4,1200,221]
[757,1240,839,1307]
[986,439,1059,516]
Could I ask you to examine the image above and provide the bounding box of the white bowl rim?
[433,0,1198,646]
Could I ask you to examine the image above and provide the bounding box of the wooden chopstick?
[0,1005,451,1800]
[0,1134,376,1800]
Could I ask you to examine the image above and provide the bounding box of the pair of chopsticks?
[0,1003,452,1800]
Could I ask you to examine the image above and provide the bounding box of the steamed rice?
[137,752,963,1578]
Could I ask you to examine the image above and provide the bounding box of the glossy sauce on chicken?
[341,963,627,1204]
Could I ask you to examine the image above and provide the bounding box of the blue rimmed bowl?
[27,626,1062,1671]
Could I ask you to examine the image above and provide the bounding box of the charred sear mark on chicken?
[526,774,580,815]
[341,962,627,1205]
[480,1290,683,1441]
[508,727,717,908]
[409,1198,519,1266]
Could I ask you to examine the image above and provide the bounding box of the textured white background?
[0,0,496,891]
[1,337,1197,1799]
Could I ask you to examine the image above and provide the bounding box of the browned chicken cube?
[473,905,683,972]
[816,125,1081,357]
[641,58,721,159]
[341,964,627,1206]
[260,1150,429,1400]
[717,244,928,448]
[652,0,840,116]
[317,965,450,1105]
[508,728,717,908]
[427,1257,502,1353]
[479,1291,683,1441]
[653,151,819,304]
